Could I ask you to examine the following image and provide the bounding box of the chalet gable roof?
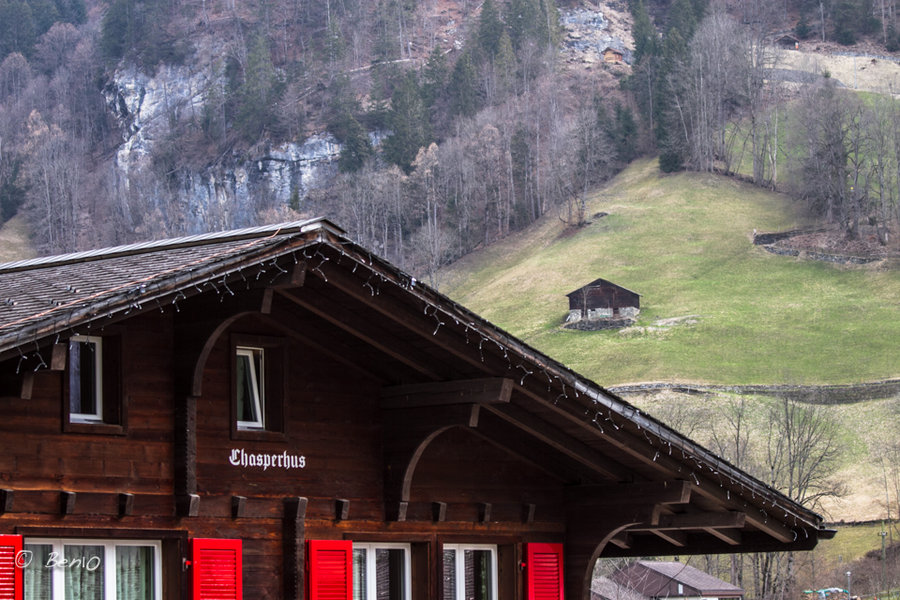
[0,219,833,559]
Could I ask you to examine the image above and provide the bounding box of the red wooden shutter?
[526,543,564,600]
[191,538,242,600]
[0,535,22,600]
[307,540,353,600]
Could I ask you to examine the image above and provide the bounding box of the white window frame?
[442,544,498,600]
[353,542,411,600]
[23,538,162,600]
[235,346,265,429]
[69,335,103,423]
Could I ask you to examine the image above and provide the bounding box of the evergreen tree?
[0,1,36,58]
[449,52,479,118]
[337,114,373,173]
[382,71,429,173]
[476,0,504,60]
[235,33,283,140]
[494,30,517,96]
[421,46,447,109]
[631,0,655,65]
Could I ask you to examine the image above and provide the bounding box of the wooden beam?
[706,527,742,546]
[284,497,308,600]
[467,410,587,482]
[256,313,384,382]
[232,496,247,519]
[479,503,492,523]
[309,262,493,373]
[381,378,513,409]
[432,502,447,522]
[335,499,350,521]
[651,529,688,547]
[0,489,12,514]
[60,491,76,515]
[629,511,746,532]
[567,481,692,509]
[51,343,67,370]
[609,533,631,550]
[277,289,446,380]
[118,493,134,517]
[267,261,307,289]
[482,404,632,481]
[177,494,199,518]
[522,503,536,524]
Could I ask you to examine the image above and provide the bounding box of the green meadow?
[440,159,900,387]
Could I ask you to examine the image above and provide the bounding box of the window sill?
[64,421,126,436]
[231,428,286,442]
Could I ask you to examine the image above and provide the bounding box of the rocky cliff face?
[104,62,341,234]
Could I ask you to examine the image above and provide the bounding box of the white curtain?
[115,546,154,600]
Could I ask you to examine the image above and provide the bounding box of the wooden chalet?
[0,219,833,600]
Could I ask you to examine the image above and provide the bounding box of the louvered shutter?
[526,543,564,600]
[0,535,22,600]
[191,538,243,600]
[307,540,353,600]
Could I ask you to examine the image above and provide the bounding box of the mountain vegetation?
[441,157,900,600]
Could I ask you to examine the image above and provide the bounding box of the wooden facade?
[567,279,640,318]
[0,219,832,600]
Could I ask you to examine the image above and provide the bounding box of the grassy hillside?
[440,159,900,386]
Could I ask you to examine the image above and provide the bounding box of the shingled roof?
[0,218,834,565]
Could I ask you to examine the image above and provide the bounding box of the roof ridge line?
[0,218,342,274]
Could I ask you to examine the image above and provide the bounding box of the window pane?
[69,340,99,417]
[375,549,405,600]
[442,550,456,600]
[116,546,155,600]
[353,548,367,600]
[64,544,104,600]
[464,550,492,600]
[236,347,264,427]
[23,544,53,599]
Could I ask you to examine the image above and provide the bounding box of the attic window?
[236,346,265,429]
[68,335,103,422]
[231,335,285,440]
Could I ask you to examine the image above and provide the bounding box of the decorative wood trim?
[60,491,76,515]
[118,493,134,517]
[20,372,33,400]
[176,494,199,518]
[522,503,536,524]
[232,496,247,519]
[335,498,350,521]
[51,343,67,370]
[174,395,197,498]
[478,502,492,523]
[380,378,514,409]
[432,502,447,522]
[283,497,308,600]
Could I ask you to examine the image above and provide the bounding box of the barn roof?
[566,278,642,298]
[0,219,833,558]
[620,561,744,596]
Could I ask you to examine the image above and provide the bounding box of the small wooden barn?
[567,278,641,321]
[601,46,624,63]
[0,219,832,600]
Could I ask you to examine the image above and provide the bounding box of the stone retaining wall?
[608,380,900,404]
